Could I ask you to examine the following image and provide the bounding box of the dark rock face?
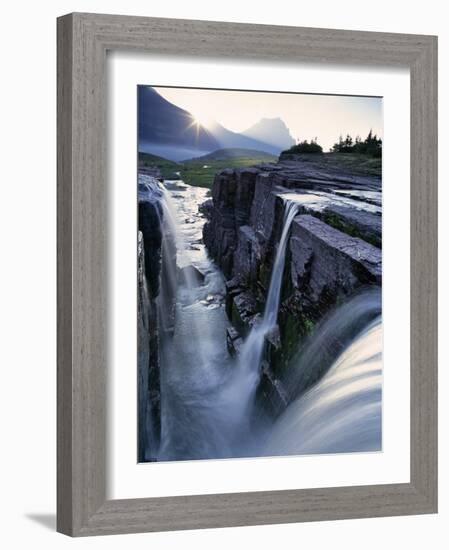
[202,156,382,415]
[226,326,243,357]
[290,215,382,294]
[203,168,259,278]
[138,190,163,298]
[137,231,161,462]
[137,175,168,461]
[320,205,382,248]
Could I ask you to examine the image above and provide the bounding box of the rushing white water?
[152,180,251,460]
[235,201,300,414]
[264,315,382,455]
[139,175,382,461]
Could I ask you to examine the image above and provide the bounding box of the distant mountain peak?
[242,118,295,150]
[138,86,286,161]
[258,116,284,123]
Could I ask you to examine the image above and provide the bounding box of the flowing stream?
[143,176,382,461]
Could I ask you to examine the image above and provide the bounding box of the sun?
[190,112,214,129]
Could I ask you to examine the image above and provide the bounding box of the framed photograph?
[57,13,437,536]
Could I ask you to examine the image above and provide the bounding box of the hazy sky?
[155,86,383,152]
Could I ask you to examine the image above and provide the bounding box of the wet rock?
[138,186,163,297]
[320,204,382,248]
[137,231,161,461]
[232,225,262,286]
[199,198,213,217]
[249,173,279,244]
[255,360,289,418]
[225,287,259,336]
[235,167,260,226]
[290,214,382,294]
[226,326,244,356]
[265,324,281,349]
[137,175,176,461]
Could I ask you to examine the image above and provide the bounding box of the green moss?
[321,212,380,248]
[270,310,316,377]
[303,317,315,334]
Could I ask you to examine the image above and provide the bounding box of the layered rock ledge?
[202,155,382,415]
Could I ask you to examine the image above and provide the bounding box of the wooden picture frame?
[57,12,438,536]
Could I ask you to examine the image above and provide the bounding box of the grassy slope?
[138,150,381,188]
[138,149,276,189]
[184,148,277,162]
[292,152,382,178]
[321,153,381,178]
[139,152,180,178]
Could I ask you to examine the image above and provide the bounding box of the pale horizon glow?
[154,86,383,152]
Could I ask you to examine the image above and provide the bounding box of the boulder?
[198,198,213,218]
[226,326,244,357]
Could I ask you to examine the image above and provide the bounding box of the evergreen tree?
[330,130,382,157]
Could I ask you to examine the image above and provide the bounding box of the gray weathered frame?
[57,12,438,536]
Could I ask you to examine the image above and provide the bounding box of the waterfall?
[139,177,382,462]
[155,193,178,335]
[152,180,244,461]
[263,294,382,456]
[235,201,300,412]
[284,288,382,402]
[263,201,300,328]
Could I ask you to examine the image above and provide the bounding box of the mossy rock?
[321,211,381,248]
[269,309,316,377]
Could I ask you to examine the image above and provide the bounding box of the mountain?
[207,122,281,156]
[138,87,282,161]
[242,117,295,151]
[138,86,220,160]
[182,148,277,163]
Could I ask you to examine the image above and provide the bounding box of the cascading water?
[263,313,382,455]
[153,180,247,460]
[233,201,300,418]
[140,176,382,461]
